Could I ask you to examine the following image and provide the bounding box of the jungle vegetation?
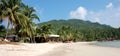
[38,19,120,42]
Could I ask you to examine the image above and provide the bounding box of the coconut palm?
[0,0,40,43]
[18,5,40,42]
[0,0,35,40]
[36,24,52,38]
[57,26,72,41]
[0,0,26,38]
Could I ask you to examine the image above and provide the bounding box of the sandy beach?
[0,42,120,56]
[0,43,62,56]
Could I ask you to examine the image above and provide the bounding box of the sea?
[93,40,120,48]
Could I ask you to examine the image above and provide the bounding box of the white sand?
[0,43,62,56]
[0,42,120,56]
[40,42,120,56]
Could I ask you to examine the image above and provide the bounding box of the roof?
[49,34,59,38]
[7,34,18,37]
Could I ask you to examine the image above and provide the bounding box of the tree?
[0,0,30,39]
[57,26,72,41]
[0,0,40,42]
[36,24,52,38]
[17,4,40,42]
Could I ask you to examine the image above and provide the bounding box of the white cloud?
[70,4,120,28]
[87,6,120,28]
[106,3,113,8]
[70,6,87,20]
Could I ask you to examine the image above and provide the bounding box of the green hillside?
[38,19,112,31]
[37,19,120,41]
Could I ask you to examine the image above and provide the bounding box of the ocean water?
[93,40,120,48]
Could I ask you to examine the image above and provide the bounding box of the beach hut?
[7,34,18,42]
[47,34,60,42]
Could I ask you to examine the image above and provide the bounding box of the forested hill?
[37,19,120,41]
[38,19,113,30]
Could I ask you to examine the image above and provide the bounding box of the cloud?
[87,11,101,23]
[87,6,120,28]
[106,3,113,8]
[70,3,120,28]
[70,6,87,20]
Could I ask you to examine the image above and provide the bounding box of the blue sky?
[22,0,120,28]
[1,0,120,28]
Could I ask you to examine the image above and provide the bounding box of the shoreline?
[41,42,120,56]
[89,41,120,48]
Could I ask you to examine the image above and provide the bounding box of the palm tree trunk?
[33,37,36,43]
[5,19,10,39]
[31,37,35,43]
[30,37,32,43]
[30,37,34,43]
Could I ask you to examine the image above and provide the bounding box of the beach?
[0,42,120,56]
[0,43,62,56]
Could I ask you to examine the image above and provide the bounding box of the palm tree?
[57,26,73,41]
[0,0,31,39]
[0,0,40,43]
[37,24,52,38]
[18,5,40,42]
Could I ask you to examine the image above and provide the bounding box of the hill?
[37,19,120,41]
[38,19,112,31]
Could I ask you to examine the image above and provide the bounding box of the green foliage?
[0,0,39,43]
[19,37,30,43]
[36,24,52,38]
[0,0,39,38]
[57,26,72,41]
[37,19,120,41]
[0,25,5,37]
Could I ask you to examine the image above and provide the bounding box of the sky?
[1,0,120,28]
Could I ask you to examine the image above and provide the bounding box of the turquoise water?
[94,40,120,48]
